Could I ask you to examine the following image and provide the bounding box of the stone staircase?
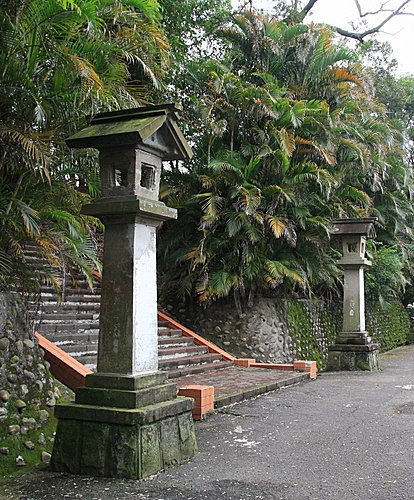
[29,265,233,378]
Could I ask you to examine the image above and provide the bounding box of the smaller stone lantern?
[327,218,379,371]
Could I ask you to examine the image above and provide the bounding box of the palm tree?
[158,10,414,308]
[0,0,169,291]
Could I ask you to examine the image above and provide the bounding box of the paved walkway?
[5,345,414,499]
[174,366,308,407]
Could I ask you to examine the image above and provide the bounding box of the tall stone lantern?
[327,218,379,371]
[50,104,198,478]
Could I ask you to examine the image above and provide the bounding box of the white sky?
[234,0,414,75]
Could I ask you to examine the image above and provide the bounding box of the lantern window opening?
[114,168,128,188]
[347,242,358,253]
[140,163,156,190]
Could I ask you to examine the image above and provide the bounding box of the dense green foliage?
[366,245,407,304]
[1,0,414,307]
[159,0,231,58]
[0,0,167,292]
[158,10,414,310]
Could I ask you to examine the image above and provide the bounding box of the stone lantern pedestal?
[327,218,379,371]
[50,104,197,478]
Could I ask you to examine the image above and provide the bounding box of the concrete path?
[5,345,414,500]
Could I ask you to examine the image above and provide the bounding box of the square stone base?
[50,396,197,479]
[327,344,379,371]
[51,372,199,478]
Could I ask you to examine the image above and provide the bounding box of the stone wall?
[169,298,410,371]
[367,302,411,352]
[0,292,61,474]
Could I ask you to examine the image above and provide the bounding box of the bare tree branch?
[301,0,320,15]
[296,0,414,42]
[354,0,394,17]
[332,0,414,42]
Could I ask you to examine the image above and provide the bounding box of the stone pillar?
[50,104,197,479]
[92,208,167,376]
[343,267,366,333]
[327,218,379,371]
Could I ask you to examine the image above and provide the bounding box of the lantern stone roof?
[66,103,192,161]
[332,218,377,238]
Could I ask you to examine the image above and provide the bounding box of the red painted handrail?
[35,332,92,390]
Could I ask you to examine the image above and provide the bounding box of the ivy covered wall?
[366,302,411,352]
[286,300,410,371]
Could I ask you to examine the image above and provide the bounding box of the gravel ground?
[4,345,414,500]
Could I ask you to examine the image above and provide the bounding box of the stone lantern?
[50,104,197,478]
[327,217,379,371]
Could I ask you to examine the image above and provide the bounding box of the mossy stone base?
[50,398,197,479]
[327,344,379,371]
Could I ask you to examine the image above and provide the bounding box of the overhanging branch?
[301,0,320,15]
[354,0,394,17]
[299,0,414,42]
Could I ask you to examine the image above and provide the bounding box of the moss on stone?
[367,302,410,352]
[285,300,338,371]
[287,300,409,372]
[0,407,56,481]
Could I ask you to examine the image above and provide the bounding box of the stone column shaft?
[98,218,158,376]
[342,267,365,333]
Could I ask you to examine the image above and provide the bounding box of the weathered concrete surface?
[5,345,414,499]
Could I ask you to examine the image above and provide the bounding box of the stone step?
[61,343,99,354]
[39,324,100,336]
[45,332,99,344]
[33,313,98,322]
[71,354,98,365]
[36,319,99,328]
[158,352,222,370]
[158,345,208,359]
[157,327,182,337]
[38,277,99,285]
[58,337,197,354]
[38,329,189,342]
[30,302,101,313]
[39,293,101,303]
[40,287,102,297]
[158,336,194,347]
[37,326,189,341]
[166,361,234,379]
